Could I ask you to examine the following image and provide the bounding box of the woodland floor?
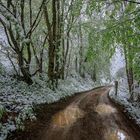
[7,86,140,140]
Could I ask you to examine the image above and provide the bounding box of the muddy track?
[8,86,140,140]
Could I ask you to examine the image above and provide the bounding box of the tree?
[0,0,48,84]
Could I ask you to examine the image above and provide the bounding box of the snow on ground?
[0,74,94,140]
[110,46,140,127]
[109,79,140,126]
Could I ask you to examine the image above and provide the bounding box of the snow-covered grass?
[109,81,140,126]
[0,74,94,140]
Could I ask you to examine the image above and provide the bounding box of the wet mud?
[8,87,140,140]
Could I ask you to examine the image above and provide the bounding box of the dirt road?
[9,86,140,140]
[36,86,139,140]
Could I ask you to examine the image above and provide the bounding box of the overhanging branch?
[124,0,140,4]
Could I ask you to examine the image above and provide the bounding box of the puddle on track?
[44,90,138,140]
[51,104,85,128]
[95,104,131,140]
[104,129,128,140]
[95,104,116,115]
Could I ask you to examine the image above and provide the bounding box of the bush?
[0,105,5,120]
[0,62,5,75]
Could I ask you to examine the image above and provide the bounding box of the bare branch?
[124,0,140,4]
[26,0,50,37]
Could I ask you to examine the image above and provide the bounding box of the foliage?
[0,74,94,140]
[85,0,140,86]
[0,105,5,120]
[0,62,5,74]
[0,0,140,138]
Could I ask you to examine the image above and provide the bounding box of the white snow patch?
[109,80,140,126]
[0,74,94,140]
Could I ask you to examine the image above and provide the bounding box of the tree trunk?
[60,0,65,79]
[78,19,84,77]
[123,45,134,99]
[18,51,33,85]
[44,0,61,88]
[92,64,96,82]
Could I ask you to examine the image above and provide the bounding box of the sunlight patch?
[95,104,116,115]
[51,105,84,128]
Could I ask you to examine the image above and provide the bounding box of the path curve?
[39,86,140,140]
